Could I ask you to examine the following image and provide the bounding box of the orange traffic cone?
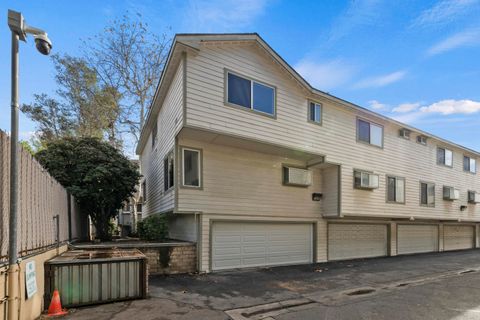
[47,289,68,317]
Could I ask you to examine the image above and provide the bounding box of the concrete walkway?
[63,250,480,319]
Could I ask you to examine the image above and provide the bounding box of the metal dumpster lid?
[46,249,147,264]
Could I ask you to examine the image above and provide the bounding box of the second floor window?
[437,147,453,167]
[464,156,476,173]
[387,176,405,203]
[308,102,322,124]
[164,151,174,191]
[420,182,435,207]
[182,148,201,187]
[142,180,147,202]
[152,122,158,149]
[227,71,275,116]
[357,118,383,147]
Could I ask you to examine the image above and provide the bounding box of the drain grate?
[345,288,375,296]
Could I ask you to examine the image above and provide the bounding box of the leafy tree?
[21,55,121,148]
[36,137,141,240]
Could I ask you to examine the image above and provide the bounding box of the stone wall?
[141,244,196,274]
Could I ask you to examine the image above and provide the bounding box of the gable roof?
[136,33,480,157]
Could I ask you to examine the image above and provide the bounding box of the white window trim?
[437,147,453,167]
[182,147,202,188]
[464,155,477,174]
[308,101,322,125]
[225,69,277,117]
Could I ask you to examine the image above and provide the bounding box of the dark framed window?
[437,147,453,167]
[142,180,147,202]
[308,102,322,124]
[227,71,275,116]
[182,148,201,187]
[387,176,405,203]
[357,118,383,147]
[420,182,435,207]
[163,151,174,191]
[151,122,158,149]
[464,156,476,173]
[136,203,142,213]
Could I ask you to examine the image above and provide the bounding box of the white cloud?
[184,0,270,31]
[294,59,356,91]
[368,100,389,110]
[353,70,407,89]
[419,99,480,115]
[411,0,479,28]
[427,28,480,55]
[392,102,421,113]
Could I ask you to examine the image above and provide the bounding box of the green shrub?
[137,214,168,241]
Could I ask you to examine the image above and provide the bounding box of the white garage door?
[211,222,313,270]
[444,225,475,251]
[328,224,387,261]
[397,224,439,255]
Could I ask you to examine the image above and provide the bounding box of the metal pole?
[7,31,20,320]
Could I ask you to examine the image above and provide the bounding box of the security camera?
[34,34,52,55]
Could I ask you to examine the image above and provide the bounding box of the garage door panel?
[444,225,474,251]
[397,225,439,255]
[328,224,387,261]
[212,222,313,270]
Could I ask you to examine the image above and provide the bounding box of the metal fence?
[0,130,80,263]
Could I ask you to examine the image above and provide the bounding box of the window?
[387,176,405,203]
[468,191,479,204]
[420,182,435,207]
[416,135,427,145]
[443,186,460,200]
[182,148,201,187]
[437,147,453,167]
[399,128,410,140]
[308,102,322,124]
[357,118,383,147]
[464,156,476,173]
[163,151,174,191]
[227,71,275,115]
[151,122,158,149]
[354,170,379,189]
[136,203,142,213]
[142,180,147,202]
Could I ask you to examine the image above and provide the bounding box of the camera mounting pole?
[6,9,52,320]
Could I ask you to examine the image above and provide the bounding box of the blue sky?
[1,0,479,153]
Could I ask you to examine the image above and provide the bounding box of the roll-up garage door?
[328,223,388,261]
[444,225,475,251]
[397,224,439,255]
[211,222,313,270]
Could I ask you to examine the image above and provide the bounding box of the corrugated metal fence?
[0,130,80,264]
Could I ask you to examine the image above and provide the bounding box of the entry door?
[328,223,388,261]
[211,222,313,270]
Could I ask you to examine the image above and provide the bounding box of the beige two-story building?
[136,33,480,272]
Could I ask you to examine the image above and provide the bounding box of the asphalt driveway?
[64,250,480,320]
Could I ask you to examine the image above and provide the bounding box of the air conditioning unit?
[399,128,410,139]
[468,191,480,204]
[443,186,460,200]
[354,171,379,189]
[416,135,427,145]
[283,166,312,186]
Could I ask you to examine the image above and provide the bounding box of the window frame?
[356,117,384,148]
[437,147,453,168]
[307,101,323,125]
[163,150,175,192]
[463,155,477,174]
[141,180,147,202]
[419,181,435,207]
[386,175,406,204]
[353,169,379,190]
[181,147,203,189]
[416,135,427,146]
[224,69,277,118]
[151,122,158,150]
[468,191,478,204]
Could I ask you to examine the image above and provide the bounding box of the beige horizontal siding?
[185,42,480,222]
[140,58,184,216]
[177,138,322,217]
